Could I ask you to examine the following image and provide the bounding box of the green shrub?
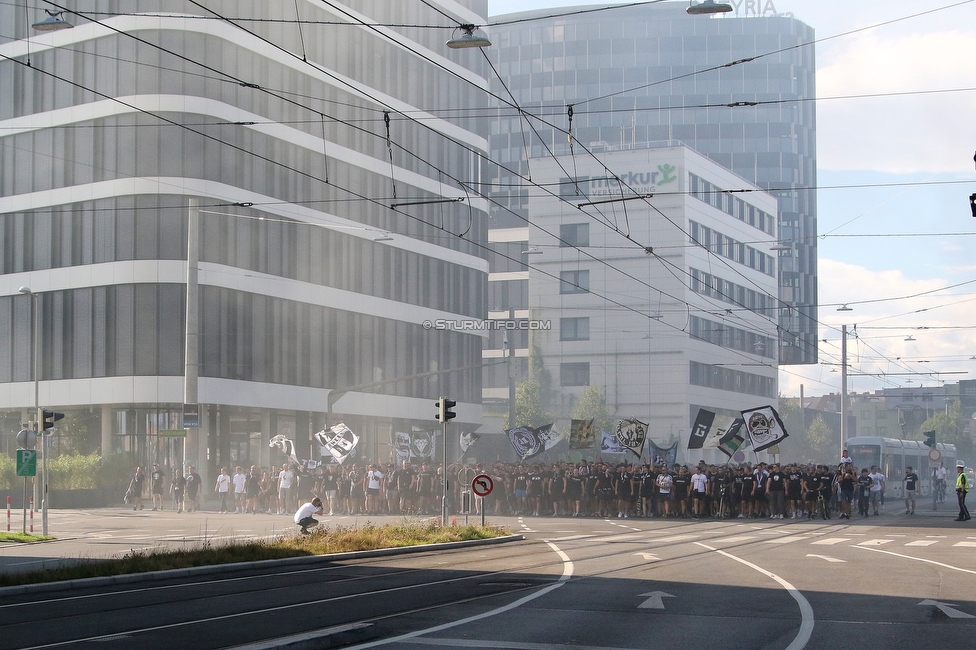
[1,452,133,492]
[48,453,101,490]
[0,454,16,491]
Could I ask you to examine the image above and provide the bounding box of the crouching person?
[295,496,324,535]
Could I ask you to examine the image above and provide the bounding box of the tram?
[844,436,956,500]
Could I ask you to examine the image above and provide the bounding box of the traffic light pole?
[441,420,448,526]
[31,293,47,536]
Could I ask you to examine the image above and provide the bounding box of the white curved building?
[0,1,489,484]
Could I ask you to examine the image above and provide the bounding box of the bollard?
[29,496,34,533]
[6,495,9,532]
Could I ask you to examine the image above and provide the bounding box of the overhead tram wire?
[574,0,976,107]
[13,3,916,362]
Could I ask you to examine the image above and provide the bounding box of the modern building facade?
[483,1,817,431]
[528,145,779,458]
[0,1,490,485]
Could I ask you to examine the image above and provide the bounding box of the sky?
[488,0,976,398]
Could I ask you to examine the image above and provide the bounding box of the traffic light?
[434,397,457,422]
[923,430,936,449]
[970,193,976,218]
[42,410,64,431]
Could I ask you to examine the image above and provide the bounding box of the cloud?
[779,259,976,396]
[817,31,976,173]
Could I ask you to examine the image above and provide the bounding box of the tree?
[572,385,613,435]
[506,343,559,429]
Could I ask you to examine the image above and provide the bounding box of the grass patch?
[0,532,53,543]
[0,522,509,588]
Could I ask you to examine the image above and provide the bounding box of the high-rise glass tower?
[485,2,817,397]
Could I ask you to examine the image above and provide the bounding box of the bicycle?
[816,493,831,520]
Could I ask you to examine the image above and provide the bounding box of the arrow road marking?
[637,591,674,610]
[633,552,660,561]
[919,600,976,619]
[806,554,846,563]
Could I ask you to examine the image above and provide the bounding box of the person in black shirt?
[672,467,690,518]
[786,465,803,518]
[838,469,855,519]
[739,467,755,518]
[767,464,786,519]
[903,466,920,515]
[857,468,874,516]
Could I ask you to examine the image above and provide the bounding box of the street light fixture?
[446,25,491,49]
[687,1,734,15]
[32,10,74,32]
[18,286,48,535]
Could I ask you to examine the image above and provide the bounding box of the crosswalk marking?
[857,539,894,546]
[712,536,757,543]
[652,534,700,543]
[810,538,850,545]
[764,535,811,544]
[953,541,976,547]
[905,540,938,547]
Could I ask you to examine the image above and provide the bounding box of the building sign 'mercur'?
[563,164,679,198]
[730,0,782,17]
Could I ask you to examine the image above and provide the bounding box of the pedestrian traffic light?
[42,410,64,431]
[435,397,457,422]
[970,193,976,218]
[923,430,936,449]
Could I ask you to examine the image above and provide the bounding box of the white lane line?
[810,538,850,545]
[344,540,574,650]
[652,535,699,543]
[695,542,813,650]
[550,535,598,542]
[854,546,976,575]
[712,536,757,543]
[857,539,894,546]
[952,541,976,547]
[905,540,938,547]
[764,536,811,545]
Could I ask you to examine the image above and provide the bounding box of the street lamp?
[31,10,74,32]
[687,1,734,15]
[446,25,491,49]
[18,286,47,535]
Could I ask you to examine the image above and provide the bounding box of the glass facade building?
[484,1,817,408]
[0,1,490,482]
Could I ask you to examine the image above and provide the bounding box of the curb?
[0,533,525,598]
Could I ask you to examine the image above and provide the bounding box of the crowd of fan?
[282,454,925,521]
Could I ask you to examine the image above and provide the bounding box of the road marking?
[346,540,574,649]
[854,546,976,576]
[952,541,976,547]
[857,539,894,546]
[652,534,699,543]
[806,554,846,563]
[810,538,850,545]
[636,591,674,610]
[696,543,813,650]
[918,600,976,619]
[633,552,660,561]
[764,536,811,545]
[712,536,756,543]
[550,534,597,542]
[905,540,938,547]
[587,534,642,543]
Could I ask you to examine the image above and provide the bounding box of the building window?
[561,362,590,386]
[559,270,589,294]
[560,317,590,341]
[560,223,589,247]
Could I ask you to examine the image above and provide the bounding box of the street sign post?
[16,449,37,477]
[472,474,493,527]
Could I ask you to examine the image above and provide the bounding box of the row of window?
[688,221,775,277]
[688,316,775,358]
[688,173,776,236]
[689,360,776,398]
[0,197,485,318]
[689,268,777,315]
[0,284,482,402]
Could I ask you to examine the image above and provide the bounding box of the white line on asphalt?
[342,540,574,649]
[550,535,598,542]
[695,542,814,650]
[806,554,846,563]
[853,546,976,575]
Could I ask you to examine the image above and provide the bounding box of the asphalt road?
[1,507,975,649]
